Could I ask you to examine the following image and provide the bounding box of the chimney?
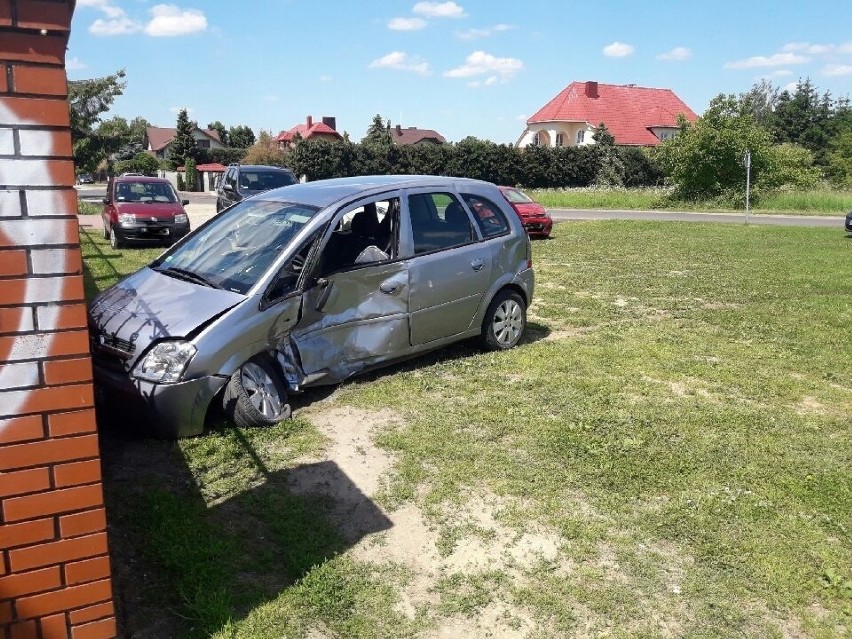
[322,116,337,131]
[585,81,599,99]
[306,115,313,127]
[396,124,402,134]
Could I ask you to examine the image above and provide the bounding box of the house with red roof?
[517,81,698,148]
[391,124,446,146]
[276,116,343,150]
[145,126,226,160]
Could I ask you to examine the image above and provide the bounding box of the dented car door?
[289,195,410,383]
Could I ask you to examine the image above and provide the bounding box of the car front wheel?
[223,357,291,428]
[109,225,124,249]
[481,289,526,351]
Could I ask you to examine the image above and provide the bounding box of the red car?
[498,186,552,238]
[101,175,190,249]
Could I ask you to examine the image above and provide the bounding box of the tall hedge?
[287,137,663,188]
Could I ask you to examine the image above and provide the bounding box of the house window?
[197,139,210,149]
[532,132,541,146]
[576,130,585,144]
[555,133,565,147]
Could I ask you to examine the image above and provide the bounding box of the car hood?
[89,267,244,366]
[512,202,548,217]
[114,201,184,220]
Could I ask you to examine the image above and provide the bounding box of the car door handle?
[380,281,400,294]
[471,258,485,271]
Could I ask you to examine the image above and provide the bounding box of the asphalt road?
[76,186,846,229]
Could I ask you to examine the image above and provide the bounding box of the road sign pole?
[743,150,751,224]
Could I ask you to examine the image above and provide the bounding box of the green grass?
[529,186,852,215]
[83,224,852,638]
[77,200,101,215]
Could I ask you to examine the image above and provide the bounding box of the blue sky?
[68,0,852,144]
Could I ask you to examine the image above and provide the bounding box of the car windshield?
[240,171,297,192]
[152,198,319,294]
[502,188,534,204]
[115,181,178,203]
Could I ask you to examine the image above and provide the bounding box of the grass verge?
[529,186,852,215]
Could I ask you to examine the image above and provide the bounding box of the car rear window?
[461,193,511,239]
[240,171,297,191]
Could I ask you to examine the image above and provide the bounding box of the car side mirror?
[102,198,110,205]
[182,199,189,205]
[223,184,234,192]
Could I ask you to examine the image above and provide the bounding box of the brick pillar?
[0,2,118,638]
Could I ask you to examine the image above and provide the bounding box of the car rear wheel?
[109,225,124,249]
[223,356,291,428]
[481,289,526,351]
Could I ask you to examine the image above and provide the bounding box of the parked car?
[498,186,553,238]
[76,173,94,184]
[846,210,852,233]
[216,164,298,212]
[101,175,191,249]
[89,175,535,437]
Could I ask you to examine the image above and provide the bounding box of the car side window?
[317,197,400,277]
[461,193,511,239]
[224,168,236,190]
[409,192,474,255]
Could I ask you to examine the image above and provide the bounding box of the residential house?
[390,124,446,146]
[276,116,343,150]
[517,81,698,148]
[145,125,226,160]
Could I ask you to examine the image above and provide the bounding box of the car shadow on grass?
[98,414,392,638]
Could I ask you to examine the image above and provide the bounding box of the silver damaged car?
[88,175,535,437]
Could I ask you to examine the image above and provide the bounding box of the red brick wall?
[1,2,117,638]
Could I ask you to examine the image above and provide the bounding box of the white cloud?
[388,17,427,30]
[445,51,523,82]
[603,41,635,58]
[724,52,809,69]
[763,69,793,78]
[782,81,798,93]
[145,4,208,37]
[412,1,466,18]
[457,24,515,40]
[657,46,691,61]
[78,0,125,19]
[66,57,87,71]
[369,51,431,76]
[320,75,333,82]
[783,42,835,55]
[90,16,141,36]
[515,114,527,121]
[823,64,852,76]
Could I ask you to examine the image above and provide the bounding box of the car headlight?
[133,341,197,383]
[118,213,136,225]
[175,213,188,224]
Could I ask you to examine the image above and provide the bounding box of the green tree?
[184,157,197,192]
[738,79,780,131]
[97,115,151,160]
[592,123,625,186]
[240,130,287,166]
[655,95,774,203]
[826,130,852,187]
[169,108,197,169]
[362,114,392,147]
[67,69,127,172]
[207,120,228,146]
[115,151,160,176]
[228,125,255,148]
